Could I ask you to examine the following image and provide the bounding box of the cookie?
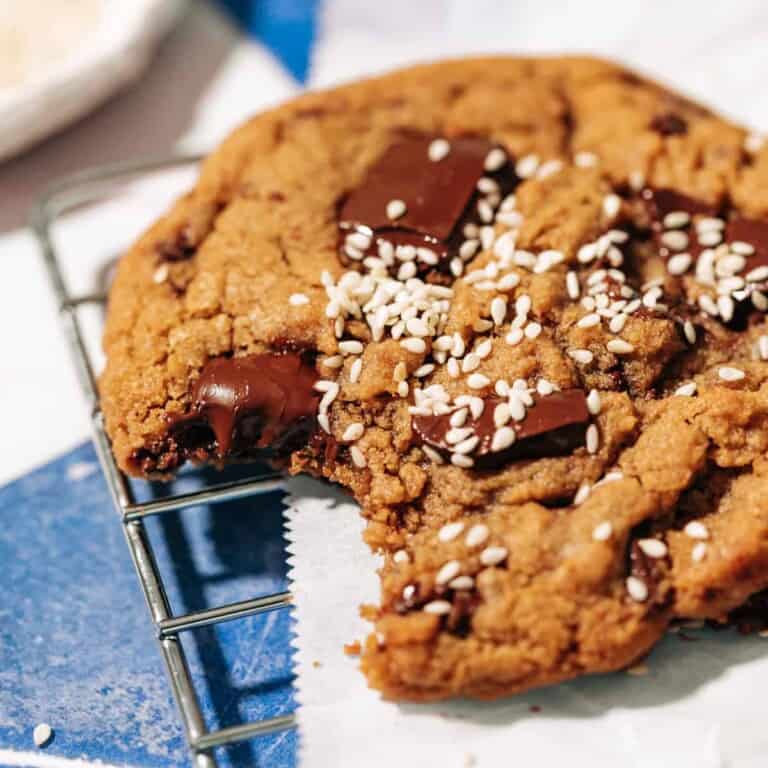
[100,56,768,700]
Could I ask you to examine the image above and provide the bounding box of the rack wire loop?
[31,156,297,768]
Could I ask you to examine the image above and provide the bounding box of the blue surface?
[0,442,297,767]
[216,0,321,83]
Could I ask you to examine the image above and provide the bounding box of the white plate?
[0,0,184,162]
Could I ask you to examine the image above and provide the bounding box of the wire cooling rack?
[30,156,297,768]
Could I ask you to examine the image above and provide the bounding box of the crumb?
[626,663,649,676]
[464,754,477,767]
[312,660,322,668]
[529,705,541,713]
[344,641,362,656]
[33,723,53,748]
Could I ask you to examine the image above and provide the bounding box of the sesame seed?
[759,335,768,361]
[349,445,367,468]
[465,524,489,548]
[450,408,469,428]
[451,453,474,468]
[626,576,648,602]
[638,538,668,558]
[477,198,495,223]
[626,663,649,677]
[447,358,460,378]
[324,355,343,369]
[423,600,452,615]
[663,211,691,229]
[338,340,363,356]
[413,363,434,379]
[461,353,480,374]
[449,575,474,590]
[423,445,444,464]
[537,159,563,179]
[592,521,612,541]
[566,271,580,300]
[428,138,451,162]
[446,427,474,445]
[537,378,555,396]
[609,314,627,333]
[698,230,722,247]
[586,389,601,415]
[577,313,601,329]
[400,338,426,354]
[586,424,599,454]
[698,293,719,316]
[732,240,756,254]
[696,217,725,232]
[667,252,692,276]
[684,521,709,540]
[436,560,462,585]
[349,357,363,383]
[515,153,539,178]
[480,546,508,566]
[397,381,409,397]
[467,373,491,390]
[691,542,708,562]
[153,264,169,283]
[314,380,337,393]
[468,396,485,420]
[674,381,697,397]
[574,151,598,167]
[453,435,480,455]
[754,291,768,311]
[318,413,331,433]
[577,242,598,264]
[402,584,415,600]
[490,296,508,326]
[568,348,594,365]
[438,521,465,542]
[525,322,542,339]
[484,147,508,172]
[683,320,696,345]
[386,198,407,220]
[491,426,516,452]
[574,483,591,505]
[508,396,527,422]
[628,170,646,191]
[747,265,768,283]
[607,338,634,355]
[602,194,622,219]
[505,328,524,346]
[718,366,745,382]
[342,422,364,442]
[745,132,766,154]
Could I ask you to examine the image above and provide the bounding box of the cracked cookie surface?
[100,56,768,700]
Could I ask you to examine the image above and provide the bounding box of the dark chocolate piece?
[413,389,589,468]
[649,113,688,136]
[172,353,319,458]
[338,134,514,272]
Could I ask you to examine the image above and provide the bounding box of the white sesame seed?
[484,147,508,172]
[402,584,415,600]
[681,320,696,345]
[467,373,491,390]
[153,264,169,284]
[698,293,719,316]
[586,424,599,454]
[453,435,480,455]
[586,389,601,415]
[346,231,372,250]
[490,296,508,326]
[438,521,465,542]
[414,363,435,379]
[397,380,409,398]
[747,265,768,283]
[423,600,452,615]
[428,138,451,162]
[691,542,708,562]
[718,366,745,382]
[339,340,364,355]
[607,338,634,355]
[638,538,668,558]
[344,244,364,261]
[759,335,768,361]
[451,453,474,468]
[537,159,563,179]
[592,521,612,541]
[491,426,517,452]
[317,413,330,434]
[574,483,591,505]
[698,230,723,247]
[505,328,523,346]
[626,576,648,602]
[508,395,527,422]
[436,559,462,585]
[674,381,697,397]
[494,380,510,397]
[394,549,409,564]
[460,354,479,374]
[349,445,367,468]
[449,576,474,590]
[33,723,52,748]
[609,314,627,334]
[754,291,768,311]
[515,153,539,178]
[745,132,766,154]
[480,546,508,566]
[349,357,363,384]
[566,271,580,300]
[342,422,364,442]
[324,355,343,369]
[465,524,489,548]
[667,252,692,276]
[400,338,426,354]
[717,295,735,322]
[469,397,485,420]
[568,348,594,364]
[663,211,691,229]
[525,322,542,340]
[314,380,336,393]
[574,151,598,168]
[386,199,407,220]
[577,313,601,329]
[423,445,444,464]
[577,242,598,264]
[602,194,622,219]
[447,358,460,378]
[697,217,725,232]
[449,408,468,428]
[537,378,555,396]
[684,521,709,540]
[446,427,474,445]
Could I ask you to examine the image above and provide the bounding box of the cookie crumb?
[529,704,541,713]
[312,660,322,668]
[463,753,477,768]
[33,723,53,748]
[344,641,361,656]
[626,663,649,676]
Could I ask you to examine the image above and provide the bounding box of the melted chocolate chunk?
[413,390,589,469]
[649,113,688,136]
[641,187,718,232]
[338,134,514,273]
[171,353,319,458]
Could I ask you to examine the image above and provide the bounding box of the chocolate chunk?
[338,134,514,272]
[641,187,718,228]
[413,390,589,469]
[649,113,688,136]
[171,353,319,458]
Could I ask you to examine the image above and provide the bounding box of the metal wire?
[30,156,298,767]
